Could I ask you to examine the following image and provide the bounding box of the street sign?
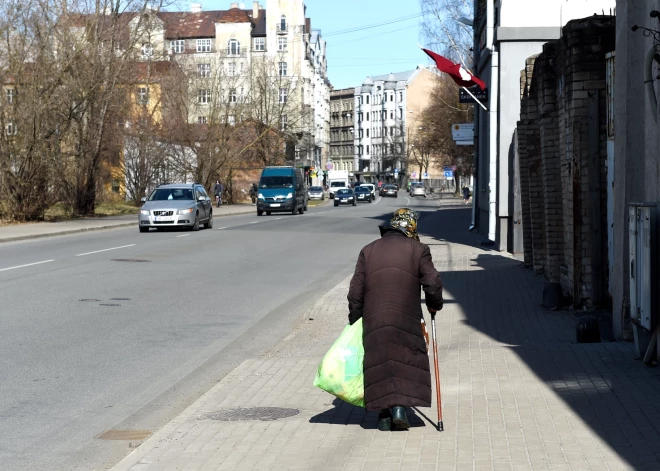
[422,172,429,180]
[459,87,488,104]
[410,172,418,179]
[452,123,474,141]
[455,140,474,146]
[444,171,454,179]
[394,168,399,174]
[443,166,452,172]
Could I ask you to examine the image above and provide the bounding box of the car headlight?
[258,193,264,199]
[177,208,194,215]
[286,193,293,199]
[140,210,150,215]
[348,197,354,200]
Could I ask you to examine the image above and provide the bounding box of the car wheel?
[291,204,297,215]
[266,211,271,215]
[352,201,357,207]
[139,226,149,233]
[395,193,398,197]
[205,212,213,229]
[191,213,200,231]
[299,205,304,214]
[334,202,339,207]
[257,210,263,216]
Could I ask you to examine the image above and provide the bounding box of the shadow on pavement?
[425,207,660,469]
[309,398,427,431]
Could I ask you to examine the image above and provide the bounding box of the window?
[366,112,369,121]
[170,40,184,54]
[253,37,265,51]
[278,37,287,51]
[228,115,236,126]
[198,116,208,124]
[6,89,14,104]
[398,108,403,119]
[197,39,211,53]
[366,129,369,137]
[141,43,153,57]
[399,91,403,101]
[229,89,237,103]
[198,63,211,77]
[280,15,287,32]
[228,62,236,76]
[227,39,240,56]
[5,122,16,136]
[366,145,369,155]
[278,61,287,76]
[390,93,393,102]
[281,115,288,130]
[136,87,148,105]
[198,89,211,104]
[366,95,369,104]
[279,88,288,103]
[390,111,394,119]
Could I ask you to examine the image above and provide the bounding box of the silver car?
[410,183,426,198]
[308,186,325,201]
[138,184,213,232]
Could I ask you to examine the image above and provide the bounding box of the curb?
[0,207,257,244]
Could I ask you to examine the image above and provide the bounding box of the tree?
[420,0,474,66]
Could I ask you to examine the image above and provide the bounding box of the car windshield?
[149,188,194,201]
[355,187,369,193]
[337,189,352,195]
[384,185,395,189]
[412,183,424,188]
[309,186,323,191]
[330,182,346,188]
[260,176,293,188]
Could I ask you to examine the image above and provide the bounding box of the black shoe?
[377,411,391,431]
[391,406,410,430]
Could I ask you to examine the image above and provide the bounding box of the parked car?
[410,182,426,198]
[380,184,398,198]
[354,186,373,203]
[256,166,307,216]
[139,183,213,232]
[308,186,325,201]
[358,183,376,200]
[334,188,357,207]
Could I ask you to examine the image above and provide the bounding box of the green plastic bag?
[313,319,365,408]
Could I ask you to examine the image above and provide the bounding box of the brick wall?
[517,59,536,267]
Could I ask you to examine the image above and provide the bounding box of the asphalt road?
[0,193,443,470]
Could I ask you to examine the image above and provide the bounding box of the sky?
[189,0,432,90]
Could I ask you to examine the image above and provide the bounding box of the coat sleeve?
[420,245,443,311]
[347,249,366,325]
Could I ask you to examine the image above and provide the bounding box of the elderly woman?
[347,208,444,431]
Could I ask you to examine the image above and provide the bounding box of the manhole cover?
[110,298,131,301]
[99,303,121,307]
[205,407,300,422]
[80,299,101,302]
[112,259,151,263]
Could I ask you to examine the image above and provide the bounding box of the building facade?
[310,30,331,184]
[471,0,616,252]
[329,88,355,176]
[353,66,438,185]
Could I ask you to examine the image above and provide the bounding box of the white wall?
[498,0,616,28]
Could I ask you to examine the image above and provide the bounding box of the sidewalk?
[110,206,660,471]
[0,204,256,243]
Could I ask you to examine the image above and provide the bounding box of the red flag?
[422,48,487,91]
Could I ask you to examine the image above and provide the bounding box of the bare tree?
[420,0,474,66]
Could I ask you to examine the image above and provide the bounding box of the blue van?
[256,166,308,216]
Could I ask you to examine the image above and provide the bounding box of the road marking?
[176,234,190,238]
[275,217,283,220]
[0,260,55,272]
[217,227,228,230]
[75,244,136,257]
[250,221,259,224]
[405,197,411,205]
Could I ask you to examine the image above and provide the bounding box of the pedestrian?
[213,180,223,207]
[462,186,470,204]
[347,208,444,431]
[377,180,383,189]
[249,183,257,205]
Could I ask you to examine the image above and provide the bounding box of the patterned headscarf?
[388,208,420,241]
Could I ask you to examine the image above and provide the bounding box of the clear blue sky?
[190,0,430,89]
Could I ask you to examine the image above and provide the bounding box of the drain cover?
[99,303,120,307]
[80,299,101,302]
[205,407,300,422]
[110,298,131,301]
[112,259,151,263]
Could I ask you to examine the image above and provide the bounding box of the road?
[0,193,442,470]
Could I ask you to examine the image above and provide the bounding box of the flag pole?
[462,86,488,111]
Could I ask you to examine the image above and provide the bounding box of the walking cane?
[430,312,444,431]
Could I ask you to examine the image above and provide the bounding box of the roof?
[371,69,417,82]
[158,11,223,39]
[250,9,267,36]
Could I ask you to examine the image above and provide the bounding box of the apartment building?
[104,0,329,169]
[329,88,355,175]
[353,66,438,184]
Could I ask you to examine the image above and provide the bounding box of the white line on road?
[250,221,259,224]
[275,218,283,220]
[75,244,136,257]
[176,234,190,238]
[0,260,55,272]
[405,197,411,205]
[216,227,228,230]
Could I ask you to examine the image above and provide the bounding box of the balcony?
[277,25,288,35]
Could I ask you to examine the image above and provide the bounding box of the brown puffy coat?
[347,228,443,411]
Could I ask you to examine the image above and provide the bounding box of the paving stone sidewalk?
[110,207,660,471]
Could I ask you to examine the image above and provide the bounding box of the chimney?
[230,2,238,8]
[190,3,202,12]
[253,1,259,18]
